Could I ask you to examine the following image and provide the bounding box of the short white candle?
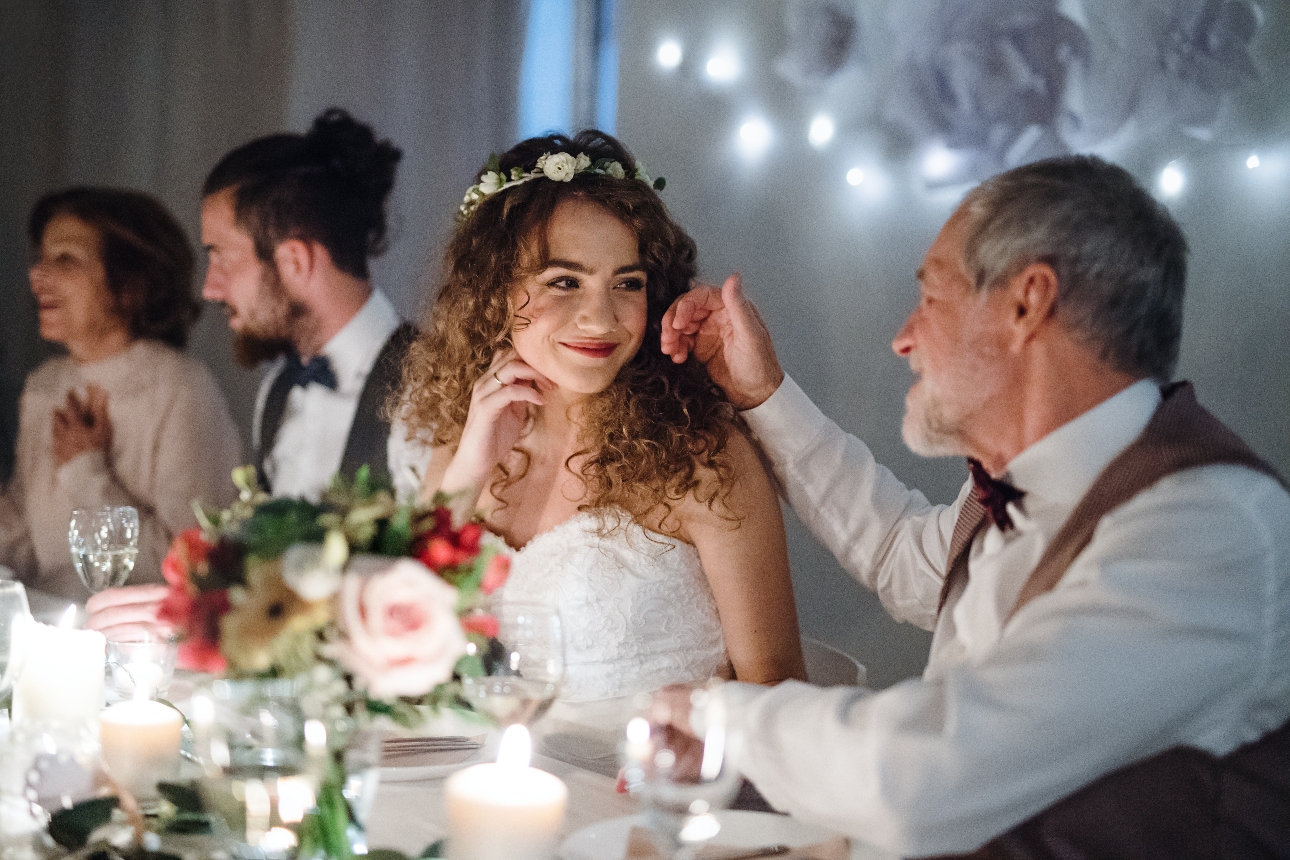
[11,610,106,727]
[99,699,183,802]
[445,725,568,860]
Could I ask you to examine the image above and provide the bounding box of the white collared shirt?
[253,290,428,501]
[727,375,1290,856]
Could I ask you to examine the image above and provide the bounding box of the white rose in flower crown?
[478,171,503,195]
[332,555,467,699]
[574,153,591,172]
[605,160,626,179]
[541,152,578,181]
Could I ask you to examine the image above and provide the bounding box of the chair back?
[802,637,867,687]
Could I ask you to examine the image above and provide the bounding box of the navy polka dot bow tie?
[284,352,337,391]
[967,457,1025,532]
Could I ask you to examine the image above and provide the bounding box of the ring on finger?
[493,372,504,387]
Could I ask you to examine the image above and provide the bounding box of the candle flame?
[58,605,77,629]
[496,723,531,768]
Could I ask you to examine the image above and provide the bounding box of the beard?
[900,348,995,458]
[227,264,314,368]
[901,382,971,457]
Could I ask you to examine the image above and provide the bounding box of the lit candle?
[444,725,568,860]
[11,607,106,727]
[99,698,183,803]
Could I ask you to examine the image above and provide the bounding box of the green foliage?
[297,760,353,860]
[47,797,118,850]
[241,498,327,560]
[156,782,204,813]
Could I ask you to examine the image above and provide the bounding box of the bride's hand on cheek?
[441,351,552,498]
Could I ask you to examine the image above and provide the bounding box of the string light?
[705,50,739,83]
[846,167,865,186]
[1247,153,1260,169]
[657,40,682,70]
[1159,162,1185,197]
[808,114,835,149]
[738,117,772,158]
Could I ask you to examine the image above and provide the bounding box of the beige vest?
[928,382,1289,860]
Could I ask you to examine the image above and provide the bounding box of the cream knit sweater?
[0,340,242,600]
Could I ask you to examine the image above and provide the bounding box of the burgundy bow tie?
[967,458,1025,532]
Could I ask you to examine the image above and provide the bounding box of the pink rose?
[333,556,467,699]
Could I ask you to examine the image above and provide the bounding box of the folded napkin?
[623,826,850,860]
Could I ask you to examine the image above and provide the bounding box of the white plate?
[378,742,486,782]
[560,810,843,860]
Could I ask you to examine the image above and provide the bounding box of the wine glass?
[68,505,139,593]
[0,580,33,709]
[620,679,742,859]
[459,601,564,727]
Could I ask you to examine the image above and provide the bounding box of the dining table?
[12,586,898,860]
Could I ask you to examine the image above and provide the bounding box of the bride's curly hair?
[397,130,741,526]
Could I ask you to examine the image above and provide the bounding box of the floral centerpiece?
[155,466,510,859]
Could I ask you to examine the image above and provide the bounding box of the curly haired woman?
[399,130,806,713]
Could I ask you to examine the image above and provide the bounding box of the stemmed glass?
[620,679,742,860]
[459,601,564,727]
[0,580,33,710]
[68,505,139,593]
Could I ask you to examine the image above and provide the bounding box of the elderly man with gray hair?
[661,155,1290,858]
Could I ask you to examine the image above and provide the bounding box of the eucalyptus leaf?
[47,797,118,850]
[366,850,414,860]
[420,840,447,858]
[157,781,204,813]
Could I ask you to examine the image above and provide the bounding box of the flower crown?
[457,151,666,220]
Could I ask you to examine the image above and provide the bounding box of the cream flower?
[332,555,466,699]
[574,153,592,172]
[605,160,626,179]
[541,152,578,181]
[478,172,503,195]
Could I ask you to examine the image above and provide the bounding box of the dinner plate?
[560,810,852,860]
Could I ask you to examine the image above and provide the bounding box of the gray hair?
[960,155,1188,382]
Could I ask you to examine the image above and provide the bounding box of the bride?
[397,130,806,704]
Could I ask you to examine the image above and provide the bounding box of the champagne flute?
[0,580,33,709]
[68,506,139,593]
[620,680,741,860]
[459,601,564,727]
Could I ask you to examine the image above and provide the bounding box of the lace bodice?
[501,510,727,702]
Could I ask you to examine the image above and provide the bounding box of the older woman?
[0,187,241,600]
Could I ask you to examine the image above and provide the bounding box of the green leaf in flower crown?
[420,841,447,859]
[486,153,501,174]
[47,797,118,850]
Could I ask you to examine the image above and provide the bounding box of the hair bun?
[306,108,402,202]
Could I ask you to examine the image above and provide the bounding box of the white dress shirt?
[253,290,428,502]
[728,375,1290,856]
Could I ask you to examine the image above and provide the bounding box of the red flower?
[162,528,211,587]
[458,522,483,553]
[174,589,231,673]
[461,613,499,639]
[480,554,510,595]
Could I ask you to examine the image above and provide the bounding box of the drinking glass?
[105,634,178,703]
[620,680,741,860]
[459,602,564,727]
[0,580,32,707]
[189,678,315,860]
[68,506,139,593]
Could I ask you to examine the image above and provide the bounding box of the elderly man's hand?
[659,274,785,410]
[86,584,173,641]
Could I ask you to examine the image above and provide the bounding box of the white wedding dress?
[501,509,728,704]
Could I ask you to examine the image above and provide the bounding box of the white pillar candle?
[99,699,183,802]
[10,611,106,727]
[445,726,567,860]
